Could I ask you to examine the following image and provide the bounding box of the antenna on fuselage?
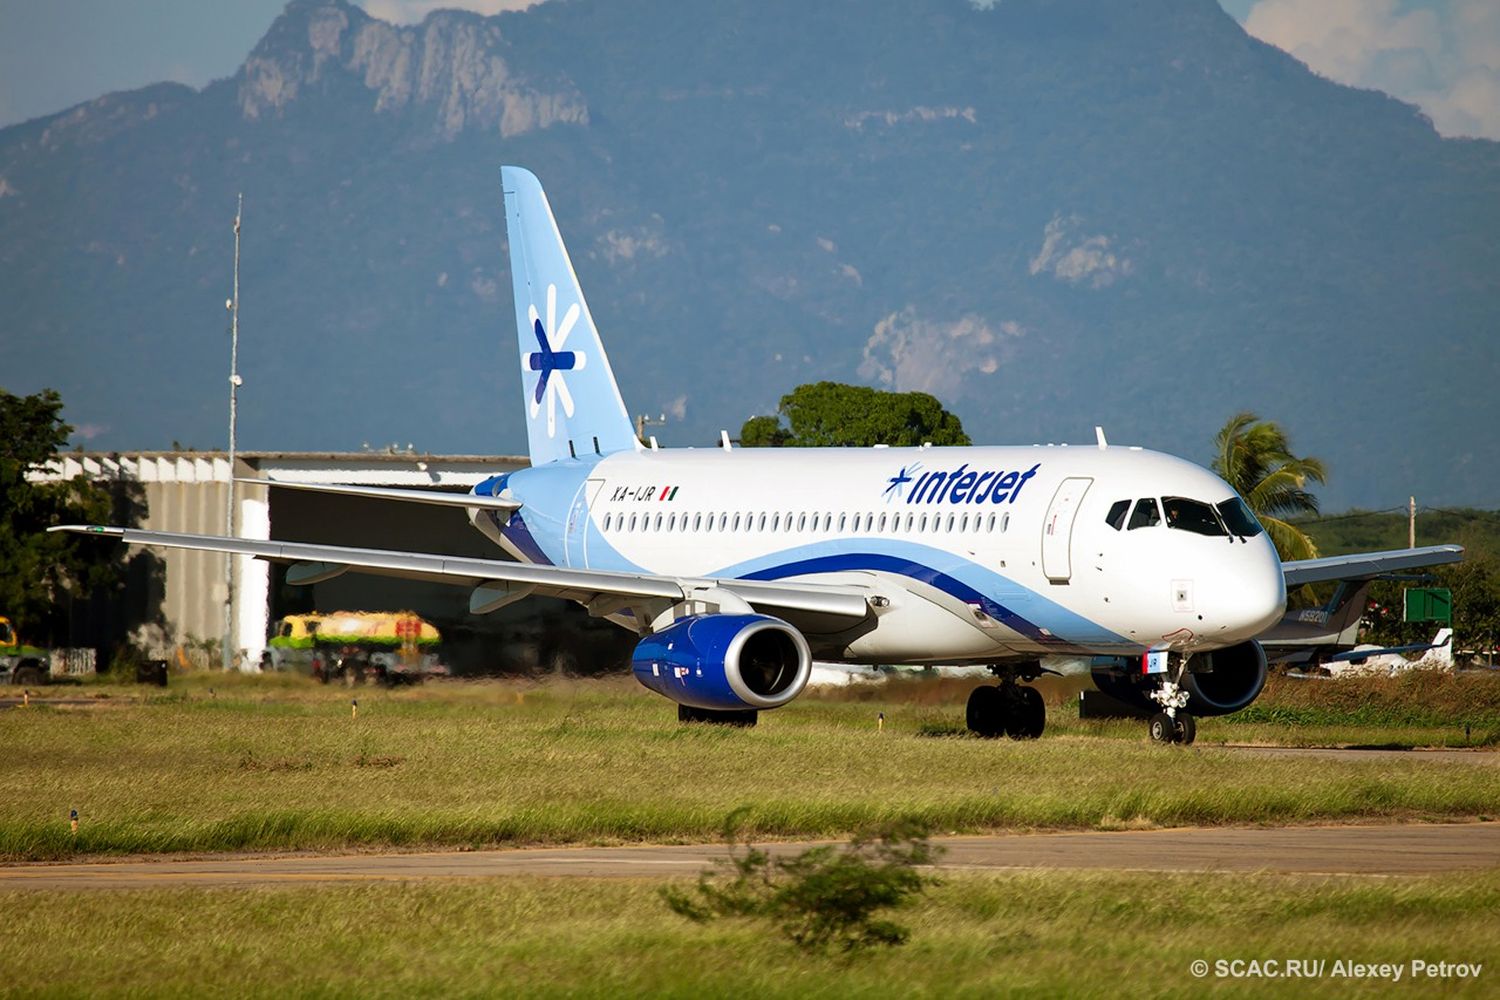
[1095,426,1108,450]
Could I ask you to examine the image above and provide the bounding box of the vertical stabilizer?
[502,166,638,465]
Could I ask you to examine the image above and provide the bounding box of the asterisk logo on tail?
[526,283,588,438]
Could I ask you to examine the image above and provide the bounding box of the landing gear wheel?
[1149,712,1177,743]
[1174,712,1196,746]
[965,685,1005,738]
[1008,686,1046,740]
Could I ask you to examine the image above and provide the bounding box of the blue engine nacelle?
[632,614,812,712]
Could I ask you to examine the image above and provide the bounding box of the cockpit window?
[1105,500,1131,531]
[1216,497,1265,538]
[1163,497,1228,536]
[1127,498,1161,530]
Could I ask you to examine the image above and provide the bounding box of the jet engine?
[632,614,811,712]
[1090,640,1268,717]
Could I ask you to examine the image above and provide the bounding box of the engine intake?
[1180,639,1267,714]
[632,614,811,712]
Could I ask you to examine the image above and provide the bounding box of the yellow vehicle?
[264,611,447,684]
[0,616,50,686]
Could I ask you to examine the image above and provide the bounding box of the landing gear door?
[1041,476,1092,583]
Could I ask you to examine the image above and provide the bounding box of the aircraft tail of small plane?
[502,165,639,466]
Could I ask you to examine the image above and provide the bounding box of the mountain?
[2,0,1496,510]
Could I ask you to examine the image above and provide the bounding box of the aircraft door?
[1041,476,1092,583]
[564,478,608,568]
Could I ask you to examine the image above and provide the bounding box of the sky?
[0,1,1496,138]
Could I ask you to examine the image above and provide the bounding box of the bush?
[662,810,941,954]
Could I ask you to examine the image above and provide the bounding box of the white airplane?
[55,166,1464,744]
[1301,628,1454,678]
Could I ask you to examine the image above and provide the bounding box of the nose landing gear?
[965,663,1050,739]
[1147,660,1197,745]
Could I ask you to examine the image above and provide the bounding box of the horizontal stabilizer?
[240,478,519,511]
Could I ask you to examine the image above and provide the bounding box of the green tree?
[1211,412,1327,563]
[740,382,971,448]
[0,388,128,642]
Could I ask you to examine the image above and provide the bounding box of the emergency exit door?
[1041,477,1092,582]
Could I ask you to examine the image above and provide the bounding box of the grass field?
[3,870,1497,997]
[2,672,1497,860]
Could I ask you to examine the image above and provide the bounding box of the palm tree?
[1211,412,1327,563]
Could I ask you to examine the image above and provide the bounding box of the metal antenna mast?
[223,194,243,672]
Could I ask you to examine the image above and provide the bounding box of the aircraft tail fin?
[501,166,638,465]
[1429,627,1454,668]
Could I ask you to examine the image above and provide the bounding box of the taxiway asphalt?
[3,823,1497,891]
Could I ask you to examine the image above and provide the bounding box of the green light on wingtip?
[88,526,104,533]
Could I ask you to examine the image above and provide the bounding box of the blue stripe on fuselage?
[713,539,1129,651]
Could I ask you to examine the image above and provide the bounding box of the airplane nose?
[1224,539,1286,640]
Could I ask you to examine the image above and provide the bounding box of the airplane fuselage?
[471,442,1286,665]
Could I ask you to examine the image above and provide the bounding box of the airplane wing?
[48,525,872,622]
[1281,545,1463,587]
[239,479,520,512]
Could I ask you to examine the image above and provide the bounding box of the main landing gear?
[965,663,1050,739]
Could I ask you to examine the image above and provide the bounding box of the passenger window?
[946,514,956,532]
[986,513,996,532]
[960,514,970,532]
[693,513,702,531]
[838,513,847,532]
[797,513,806,532]
[1105,499,1130,531]
[628,514,638,531]
[1163,497,1228,536]
[1001,512,1010,533]
[1128,498,1161,530]
[667,513,677,531]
